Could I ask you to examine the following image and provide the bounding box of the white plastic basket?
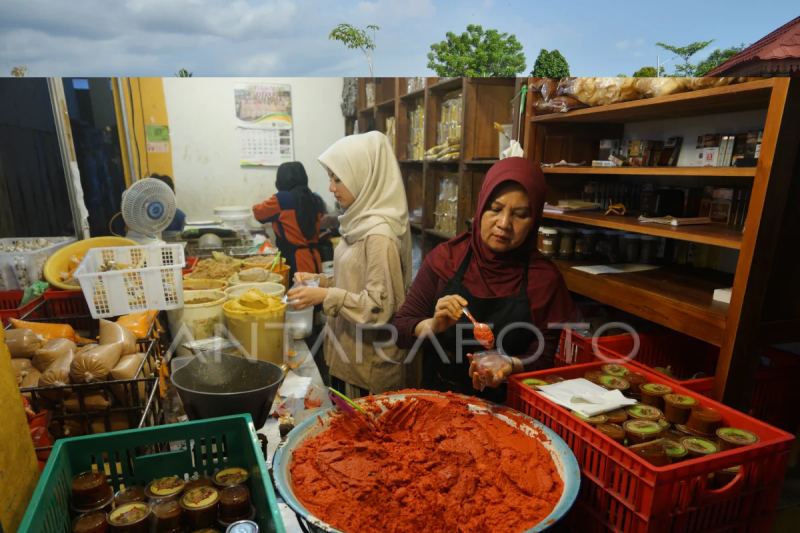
[0,237,76,290]
[73,244,186,318]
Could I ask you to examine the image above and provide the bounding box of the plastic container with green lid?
[572,411,608,426]
[664,439,688,463]
[545,375,565,385]
[624,419,662,445]
[687,406,723,435]
[716,427,760,452]
[605,408,628,425]
[625,371,648,395]
[599,374,630,392]
[626,404,663,421]
[522,378,548,390]
[597,423,626,444]
[584,370,607,385]
[681,437,719,458]
[628,439,670,467]
[107,502,151,533]
[663,393,698,425]
[640,383,673,410]
[657,418,670,430]
[601,364,629,377]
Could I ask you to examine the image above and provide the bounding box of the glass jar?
[540,228,559,258]
[573,233,586,259]
[559,228,576,259]
[579,229,598,259]
[537,228,546,252]
[623,233,641,263]
[639,235,658,264]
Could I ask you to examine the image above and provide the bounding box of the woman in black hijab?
[253,162,326,278]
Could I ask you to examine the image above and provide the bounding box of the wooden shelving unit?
[542,210,744,249]
[357,77,517,261]
[524,76,800,408]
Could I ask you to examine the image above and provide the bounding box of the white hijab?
[318,131,412,288]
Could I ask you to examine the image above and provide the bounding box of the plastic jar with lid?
[600,230,618,257]
[573,233,586,259]
[540,228,559,258]
[639,235,658,264]
[537,228,546,252]
[580,229,598,259]
[558,228,577,259]
[623,233,641,263]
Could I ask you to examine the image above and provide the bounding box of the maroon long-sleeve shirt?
[392,259,561,371]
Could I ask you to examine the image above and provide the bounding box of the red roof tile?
[707,16,800,76]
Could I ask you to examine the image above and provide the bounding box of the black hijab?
[276,162,318,240]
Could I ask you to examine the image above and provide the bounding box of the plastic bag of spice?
[304,384,326,410]
[99,319,137,356]
[70,343,124,383]
[470,350,514,391]
[116,311,158,339]
[33,338,77,372]
[10,318,77,343]
[5,328,42,358]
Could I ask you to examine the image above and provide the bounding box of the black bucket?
[171,352,285,428]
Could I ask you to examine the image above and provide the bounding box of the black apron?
[276,235,319,280]
[421,249,537,403]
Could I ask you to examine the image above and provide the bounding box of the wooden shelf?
[426,161,460,167]
[399,160,424,165]
[425,228,456,240]
[553,259,731,346]
[358,106,375,115]
[465,159,499,166]
[542,210,744,249]
[531,79,775,124]
[377,98,395,109]
[410,221,422,232]
[542,166,757,177]
[400,88,426,101]
[429,78,463,93]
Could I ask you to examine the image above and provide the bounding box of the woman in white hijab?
[288,131,413,397]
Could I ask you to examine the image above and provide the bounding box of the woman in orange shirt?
[252,162,326,278]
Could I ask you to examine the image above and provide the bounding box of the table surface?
[260,339,327,533]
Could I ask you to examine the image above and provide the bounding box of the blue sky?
[0,0,796,77]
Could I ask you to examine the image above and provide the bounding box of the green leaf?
[427,25,527,77]
[530,49,570,78]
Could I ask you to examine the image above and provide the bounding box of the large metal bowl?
[273,391,580,532]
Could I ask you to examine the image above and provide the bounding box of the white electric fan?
[121,178,177,245]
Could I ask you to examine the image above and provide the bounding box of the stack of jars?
[437,91,462,146]
[537,226,658,264]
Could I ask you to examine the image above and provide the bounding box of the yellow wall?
[113,78,173,186]
[0,329,40,533]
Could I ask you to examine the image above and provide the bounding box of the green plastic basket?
[17,414,286,533]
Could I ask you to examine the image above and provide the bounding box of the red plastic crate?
[0,290,44,327]
[508,362,794,533]
[182,256,199,276]
[556,329,637,368]
[38,288,93,331]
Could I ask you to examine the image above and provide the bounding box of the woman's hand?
[468,353,514,391]
[293,272,326,287]
[287,287,328,310]
[430,295,467,334]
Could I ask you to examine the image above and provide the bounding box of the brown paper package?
[33,338,78,372]
[5,328,42,358]
[91,413,130,434]
[99,319,138,356]
[70,343,124,383]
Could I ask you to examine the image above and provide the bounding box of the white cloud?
[616,40,630,50]
[356,0,435,19]
[635,38,644,46]
[484,0,494,7]
[237,53,280,76]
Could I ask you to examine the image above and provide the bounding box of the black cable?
[126,77,143,180]
[137,78,150,177]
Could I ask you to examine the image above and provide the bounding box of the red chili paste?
[290,394,563,533]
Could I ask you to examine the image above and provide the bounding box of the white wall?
[162,77,344,222]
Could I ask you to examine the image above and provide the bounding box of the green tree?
[617,73,628,77]
[530,49,570,78]
[175,69,193,77]
[656,40,714,77]
[11,65,28,77]
[427,25,526,77]
[329,23,379,77]
[632,66,665,77]
[695,44,747,76]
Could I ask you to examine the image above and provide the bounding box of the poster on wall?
[234,83,294,167]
